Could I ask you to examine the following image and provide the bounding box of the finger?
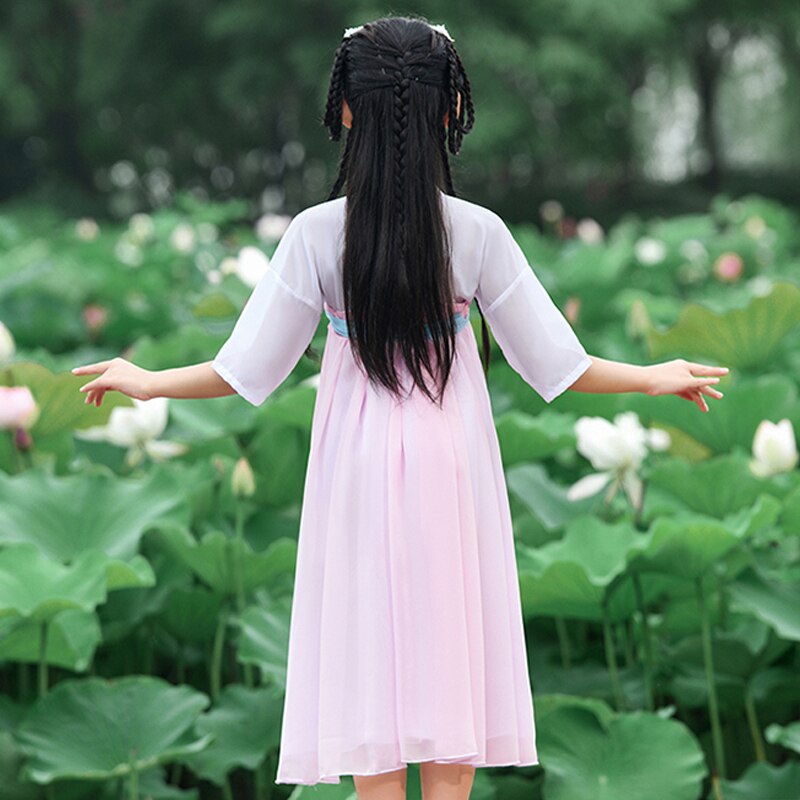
[79,380,103,393]
[94,388,107,407]
[691,388,709,412]
[699,385,724,399]
[693,376,721,388]
[72,361,114,376]
[688,362,730,375]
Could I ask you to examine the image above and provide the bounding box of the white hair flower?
[343,22,453,42]
[429,23,454,41]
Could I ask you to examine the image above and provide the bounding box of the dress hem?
[275,754,540,785]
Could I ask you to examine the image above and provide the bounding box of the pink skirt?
[274,300,539,785]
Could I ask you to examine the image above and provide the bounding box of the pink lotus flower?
[82,303,108,334]
[0,386,39,430]
[713,252,743,282]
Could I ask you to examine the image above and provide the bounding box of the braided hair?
[319,15,490,407]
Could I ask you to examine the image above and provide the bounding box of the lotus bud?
[0,321,15,365]
[0,386,39,429]
[750,419,798,477]
[713,252,743,283]
[232,456,256,498]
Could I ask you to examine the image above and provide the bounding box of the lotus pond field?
[1,191,799,799]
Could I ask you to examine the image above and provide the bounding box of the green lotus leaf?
[507,463,603,532]
[179,684,282,784]
[0,544,107,623]
[645,454,772,519]
[261,382,318,429]
[160,586,224,645]
[0,608,101,670]
[152,522,296,595]
[517,516,650,621]
[495,410,579,464]
[628,512,750,579]
[765,721,800,755]
[104,554,157,590]
[0,465,188,563]
[538,706,707,800]
[711,760,800,800]
[749,667,800,704]
[644,279,800,369]
[728,566,800,642]
[236,595,292,691]
[15,676,212,784]
[0,730,40,800]
[532,693,616,730]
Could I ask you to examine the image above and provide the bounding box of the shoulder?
[289,196,347,235]
[439,192,507,238]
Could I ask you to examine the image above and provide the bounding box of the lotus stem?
[601,599,625,711]
[632,571,655,711]
[38,621,49,698]
[211,598,229,702]
[128,755,139,800]
[234,504,255,689]
[744,687,766,761]
[554,617,572,669]
[695,574,726,779]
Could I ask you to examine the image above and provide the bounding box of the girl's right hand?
[71,357,155,407]
[645,359,728,413]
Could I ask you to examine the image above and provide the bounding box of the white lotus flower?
[576,218,604,245]
[300,373,321,390]
[234,246,270,288]
[75,397,188,468]
[750,419,798,478]
[539,199,564,224]
[128,213,155,245]
[0,321,15,365]
[219,256,239,276]
[567,411,671,508]
[75,217,99,241]
[170,223,196,254]
[255,213,292,243]
[634,237,667,266]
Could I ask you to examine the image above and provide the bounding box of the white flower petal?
[566,471,614,501]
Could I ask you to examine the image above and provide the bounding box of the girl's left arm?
[568,355,728,413]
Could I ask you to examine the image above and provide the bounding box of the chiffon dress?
[211,190,592,786]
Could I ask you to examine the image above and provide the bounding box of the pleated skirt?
[274,301,539,785]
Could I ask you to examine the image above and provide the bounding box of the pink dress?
[211,191,592,786]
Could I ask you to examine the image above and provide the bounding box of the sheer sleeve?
[475,212,592,403]
[211,210,323,406]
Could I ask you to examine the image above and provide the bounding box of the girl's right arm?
[72,358,235,406]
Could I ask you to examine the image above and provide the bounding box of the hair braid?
[391,51,413,267]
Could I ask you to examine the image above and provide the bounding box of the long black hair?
[319,15,491,406]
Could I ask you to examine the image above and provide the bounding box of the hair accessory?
[342,22,454,42]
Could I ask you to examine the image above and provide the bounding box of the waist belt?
[324,301,471,340]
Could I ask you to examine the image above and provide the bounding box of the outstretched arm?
[567,356,728,413]
[72,358,235,406]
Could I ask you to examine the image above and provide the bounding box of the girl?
[72,15,728,800]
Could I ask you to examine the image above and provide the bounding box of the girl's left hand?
[72,357,155,407]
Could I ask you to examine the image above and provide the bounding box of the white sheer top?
[211,191,592,406]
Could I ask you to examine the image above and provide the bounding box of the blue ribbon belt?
[325,307,469,339]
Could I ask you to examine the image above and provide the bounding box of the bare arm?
[72,357,236,406]
[567,355,728,412]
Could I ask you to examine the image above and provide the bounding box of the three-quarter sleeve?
[211,210,323,406]
[475,212,592,403]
